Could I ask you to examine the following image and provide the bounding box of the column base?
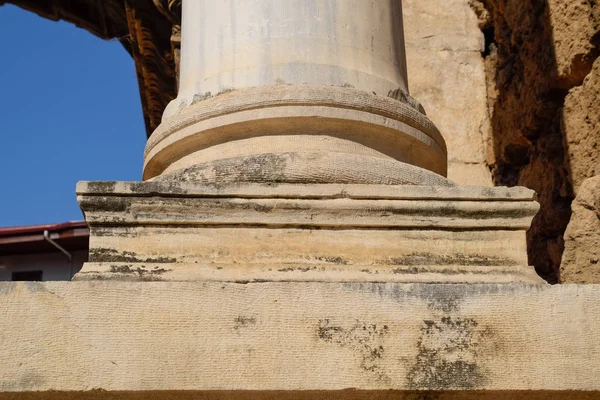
[143,85,449,183]
[75,182,543,284]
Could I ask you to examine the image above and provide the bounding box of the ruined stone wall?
[464,0,600,283]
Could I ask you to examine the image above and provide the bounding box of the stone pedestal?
[75,181,541,284]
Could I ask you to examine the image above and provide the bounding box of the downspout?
[43,230,74,279]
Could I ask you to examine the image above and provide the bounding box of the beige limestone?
[561,175,600,283]
[563,57,600,193]
[75,182,542,284]
[0,392,598,400]
[470,0,600,282]
[166,0,409,119]
[2,392,600,400]
[547,0,600,86]
[1,281,600,392]
[144,85,449,182]
[404,0,492,187]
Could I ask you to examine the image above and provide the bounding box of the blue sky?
[0,5,146,227]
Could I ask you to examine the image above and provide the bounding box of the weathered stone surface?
[75,181,542,284]
[1,282,599,392]
[168,0,409,118]
[146,0,451,185]
[0,391,599,400]
[547,0,600,87]
[407,50,485,164]
[561,175,600,283]
[146,85,450,185]
[404,0,492,187]
[471,0,600,282]
[563,58,600,192]
[404,0,484,53]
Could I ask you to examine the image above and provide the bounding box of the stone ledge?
[1,282,599,392]
[76,262,541,284]
[0,390,599,399]
[76,181,534,200]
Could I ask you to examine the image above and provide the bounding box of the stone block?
[1,282,599,394]
[403,0,484,53]
[404,0,492,187]
[561,175,600,283]
[75,181,541,284]
[563,58,600,193]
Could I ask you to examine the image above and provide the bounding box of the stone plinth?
[1,281,600,395]
[75,181,542,284]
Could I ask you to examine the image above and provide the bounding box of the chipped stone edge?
[76,181,537,201]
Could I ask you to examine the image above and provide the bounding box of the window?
[11,271,43,281]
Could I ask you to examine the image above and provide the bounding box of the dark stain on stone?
[90,248,177,263]
[109,265,171,279]
[239,202,274,213]
[402,393,442,400]
[78,196,129,213]
[406,317,487,390]
[2,372,46,392]
[234,316,257,330]
[23,282,48,294]
[0,282,17,295]
[388,87,427,115]
[217,153,290,183]
[155,153,295,184]
[317,256,349,265]
[388,266,515,277]
[128,181,189,195]
[317,319,391,383]
[381,253,515,267]
[178,99,189,111]
[375,204,528,219]
[278,266,318,273]
[407,284,535,313]
[192,92,212,104]
[342,283,468,313]
[84,181,118,193]
[216,88,235,96]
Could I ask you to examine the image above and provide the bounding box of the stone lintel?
[75,182,542,284]
[1,282,599,393]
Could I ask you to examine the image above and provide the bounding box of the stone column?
[75,0,543,284]
[143,0,451,186]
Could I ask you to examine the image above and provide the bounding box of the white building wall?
[0,250,87,281]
